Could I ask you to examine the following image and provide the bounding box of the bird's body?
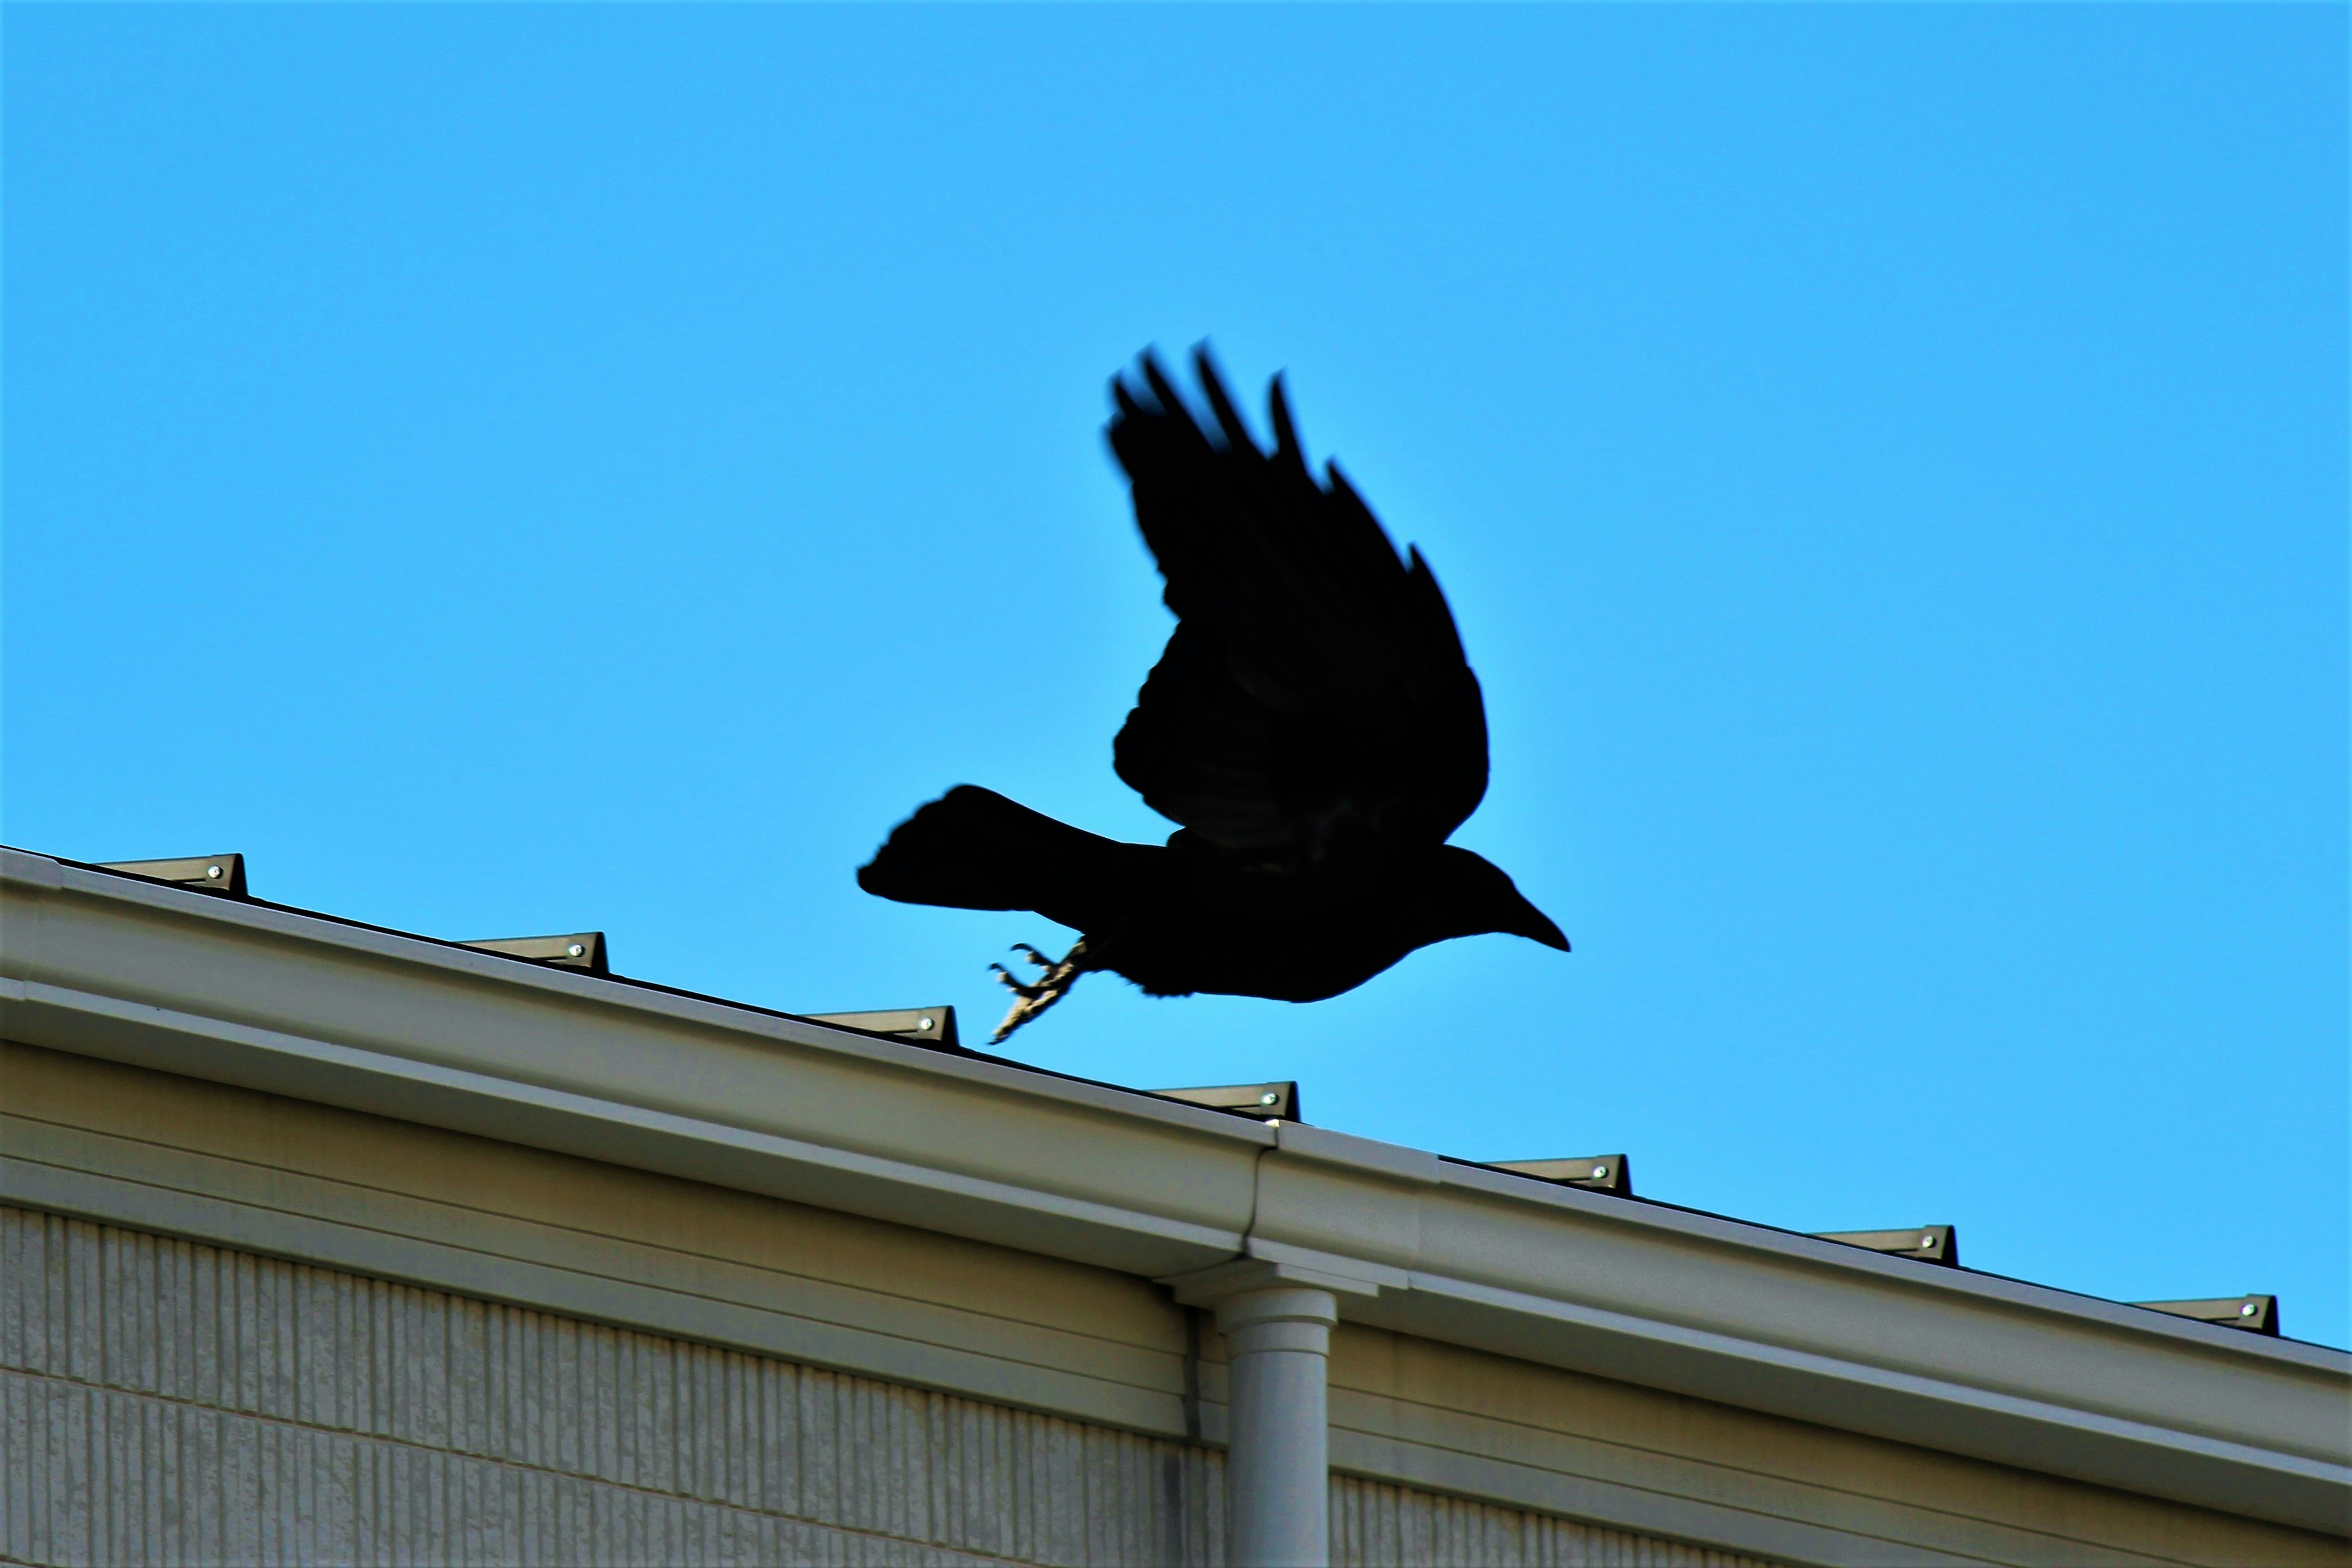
[859,350,1566,1040]
[868,783,1542,1003]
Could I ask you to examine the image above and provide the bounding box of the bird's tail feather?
[857,786,1148,932]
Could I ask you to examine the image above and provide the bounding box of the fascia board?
[1408,1163,2349,1453]
[6,850,2348,1536]
[0,978,1244,1280]
[1433,1157,2351,1378]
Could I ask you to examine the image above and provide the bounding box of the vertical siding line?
[0,1208,23,1378]
[574,1318,598,1491]
[609,1322,633,1493]
[145,1353,172,1561]
[164,1394,191,1566]
[880,1370,903,1540]
[136,1226,163,1396]
[194,1238,222,1417]
[6,1371,32,1562]
[557,1309,582,1485]
[447,1294,474,1461]
[332,1425,361,1564]
[284,1404,305,1568]
[355,1423,378,1567]
[688,1337,712,1504]
[537,1306,560,1479]
[662,1327,686,1501]
[91,1381,116,1566]
[340,1261,364,1436]
[777,1348,803,1523]
[67,1218,99,1390]
[50,1375,80,1566]
[516,1306,538,1475]
[731,1347,755,1512]
[40,1213,67,1381]
[800,1365,833,1531]
[96,1219,121,1396]
[428,1434,451,1565]
[486,1302,508,1468]
[288,1262,314,1433]
[695,1338,717,1506]
[366,1273,390,1441]
[640,1324,665,1496]
[394,1433,412,1567]
[270,1246,298,1428]
[853,1367,880,1550]
[228,1246,255,1417]
[684,1333,704,1504]
[162,1235,191,1408]
[395,1280,418,1450]
[753,1348,777,1520]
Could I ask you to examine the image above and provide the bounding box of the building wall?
[3,1205,1768,1568]
[4,1038,2343,1568]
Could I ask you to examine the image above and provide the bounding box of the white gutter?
[2,848,2344,1537]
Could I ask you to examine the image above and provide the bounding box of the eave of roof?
[2,846,2345,1537]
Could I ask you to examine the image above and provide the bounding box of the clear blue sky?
[6,6,2345,1346]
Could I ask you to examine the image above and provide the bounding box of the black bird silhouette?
[859,349,1567,1042]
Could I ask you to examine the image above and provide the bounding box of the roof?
[2,846,2345,1536]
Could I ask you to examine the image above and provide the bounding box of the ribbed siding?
[1,1204,1765,1567]
[0,1205,1218,1566]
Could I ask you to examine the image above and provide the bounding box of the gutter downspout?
[1162,1137,1397,1567]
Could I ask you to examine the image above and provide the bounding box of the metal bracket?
[1813,1225,1959,1267]
[1150,1080,1302,1123]
[2133,1294,2279,1336]
[1488,1154,1633,1196]
[460,933,609,975]
[805,1007,960,1051]
[96,854,247,899]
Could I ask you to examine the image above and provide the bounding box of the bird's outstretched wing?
[1107,349,1488,857]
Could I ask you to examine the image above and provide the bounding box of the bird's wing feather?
[1107,349,1488,853]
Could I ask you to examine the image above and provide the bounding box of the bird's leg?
[989,938,1094,1044]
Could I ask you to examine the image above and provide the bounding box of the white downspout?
[1214,1284,1340,1566]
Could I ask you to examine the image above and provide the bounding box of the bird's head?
[1428,846,1569,951]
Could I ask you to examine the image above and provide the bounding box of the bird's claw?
[988,962,1046,1001]
[989,939,1094,1044]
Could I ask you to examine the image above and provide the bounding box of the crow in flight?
[859,349,1567,1043]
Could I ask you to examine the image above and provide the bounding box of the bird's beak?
[1509,899,1570,952]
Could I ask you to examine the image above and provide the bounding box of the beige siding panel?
[4,1205,1769,1568]
[1,1205,1222,1567]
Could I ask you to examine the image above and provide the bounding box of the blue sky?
[6,6,2345,1346]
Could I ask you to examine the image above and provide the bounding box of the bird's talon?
[988,940,1095,1044]
[989,963,1046,1000]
